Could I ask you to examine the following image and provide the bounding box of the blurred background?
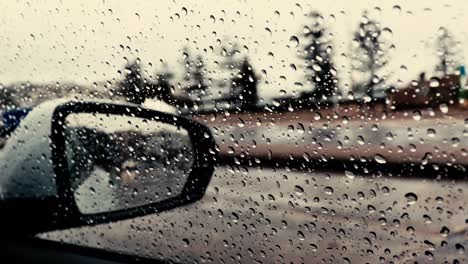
[1,0,467,263]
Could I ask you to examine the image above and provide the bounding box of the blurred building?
[387,73,459,110]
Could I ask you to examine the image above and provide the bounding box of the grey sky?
[0,0,467,99]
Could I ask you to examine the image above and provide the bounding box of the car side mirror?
[0,100,217,235]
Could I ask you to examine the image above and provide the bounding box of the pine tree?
[352,12,390,98]
[232,59,258,110]
[218,43,242,99]
[153,70,174,103]
[301,11,337,101]
[435,27,460,75]
[117,60,146,104]
[181,48,207,100]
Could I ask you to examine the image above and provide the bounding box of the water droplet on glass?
[381,27,393,39]
[412,111,422,121]
[231,212,239,223]
[289,36,299,47]
[297,231,305,241]
[294,185,304,195]
[374,154,387,164]
[429,78,440,88]
[426,128,436,137]
[345,170,355,179]
[456,244,465,254]
[312,64,322,72]
[324,186,334,195]
[297,123,305,134]
[392,5,402,13]
[237,118,245,127]
[404,192,418,204]
[440,226,450,237]
[439,103,448,113]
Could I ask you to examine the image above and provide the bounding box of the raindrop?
[310,244,318,252]
[429,78,440,87]
[357,135,365,145]
[426,128,436,137]
[392,5,402,13]
[297,123,305,134]
[421,152,432,165]
[342,116,349,124]
[312,64,322,72]
[404,192,418,204]
[267,194,275,201]
[237,118,245,127]
[381,27,393,39]
[386,132,394,141]
[344,170,355,179]
[267,51,274,59]
[209,15,216,23]
[440,226,450,237]
[297,231,305,240]
[314,112,322,120]
[289,36,299,47]
[231,212,239,223]
[412,111,422,121]
[439,103,448,113]
[294,185,304,195]
[374,154,387,164]
[455,243,465,254]
[423,214,432,224]
[324,186,334,195]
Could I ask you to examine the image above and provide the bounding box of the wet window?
[0,0,467,263]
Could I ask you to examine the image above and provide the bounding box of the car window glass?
[0,0,466,263]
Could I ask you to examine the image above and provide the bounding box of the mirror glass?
[64,113,194,214]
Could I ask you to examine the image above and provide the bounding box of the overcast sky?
[1,0,467,99]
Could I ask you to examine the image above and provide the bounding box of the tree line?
[0,10,460,112]
[115,45,259,112]
[116,10,460,110]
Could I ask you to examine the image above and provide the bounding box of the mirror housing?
[0,100,217,235]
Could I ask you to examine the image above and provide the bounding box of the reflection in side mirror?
[49,102,217,230]
[65,113,194,214]
[0,100,216,236]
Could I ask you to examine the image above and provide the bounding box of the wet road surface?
[43,165,468,263]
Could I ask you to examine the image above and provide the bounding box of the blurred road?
[208,112,468,166]
[44,165,468,263]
